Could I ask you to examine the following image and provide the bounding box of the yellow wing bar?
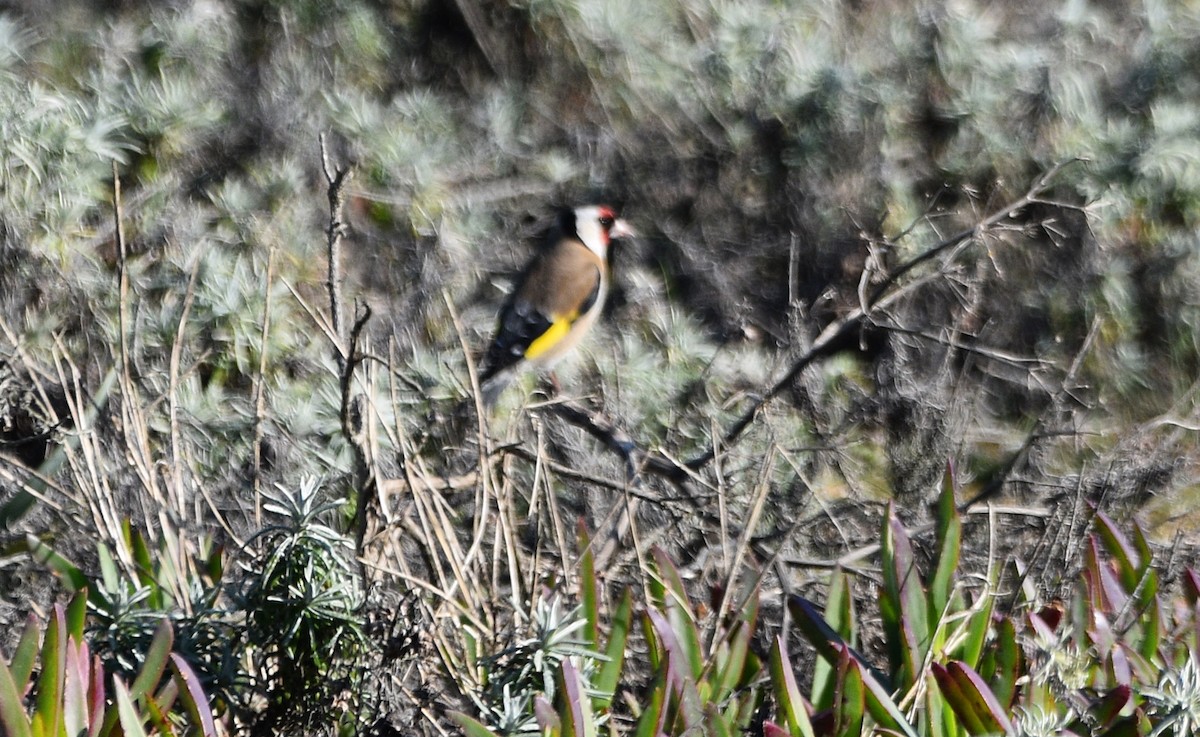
[524,317,573,360]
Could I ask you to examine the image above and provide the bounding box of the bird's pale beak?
[611,219,636,239]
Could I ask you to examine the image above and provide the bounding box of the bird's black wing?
[480,297,554,382]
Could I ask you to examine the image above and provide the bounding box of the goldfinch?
[479,204,635,406]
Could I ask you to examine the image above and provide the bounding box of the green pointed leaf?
[140,684,173,736]
[1130,522,1153,578]
[633,670,666,737]
[9,614,40,693]
[955,591,994,669]
[768,636,816,737]
[930,463,962,624]
[97,544,119,597]
[704,701,734,737]
[128,619,173,701]
[129,528,163,611]
[0,651,34,737]
[924,672,952,737]
[152,674,180,716]
[595,588,632,708]
[852,649,919,737]
[812,567,854,709]
[35,606,65,737]
[65,589,87,642]
[713,620,751,702]
[577,521,600,649]
[986,618,1021,709]
[641,612,662,673]
[787,595,890,689]
[881,503,930,690]
[62,638,89,737]
[651,547,702,680]
[833,647,865,737]
[113,679,149,737]
[26,535,88,592]
[647,610,703,733]
[449,711,500,737]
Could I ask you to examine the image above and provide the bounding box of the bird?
[478,204,635,407]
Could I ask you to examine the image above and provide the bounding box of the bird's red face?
[576,205,635,256]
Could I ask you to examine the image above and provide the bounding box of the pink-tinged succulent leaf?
[170,654,216,737]
[1110,644,1131,686]
[1093,512,1140,591]
[62,637,88,737]
[932,661,1014,735]
[647,609,703,734]
[788,596,887,688]
[559,659,594,737]
[535,695,561,735]
[762,721,791,737]
[1090,685,1132,729]
[1184,569,1200,606]
[87,655,104,737]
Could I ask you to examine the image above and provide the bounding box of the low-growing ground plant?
[0,592,217,737]
[447,465,1200,737]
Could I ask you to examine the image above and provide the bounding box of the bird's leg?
[549,371,562,396]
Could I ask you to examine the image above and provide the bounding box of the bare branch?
[321,133,354,374]
[684,159,1085,471]
[541,399,691,485]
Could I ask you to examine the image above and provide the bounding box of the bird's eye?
[599,215,615,229]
